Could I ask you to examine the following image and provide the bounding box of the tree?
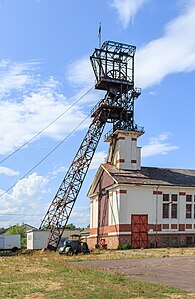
[65,223,76,230]
[7,224,26,246]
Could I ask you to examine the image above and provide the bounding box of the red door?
[131,214,148,249]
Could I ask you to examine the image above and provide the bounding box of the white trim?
[149,231,195,235]
[118,183,195,190]
[89,230,195,238]
[88,234,98,238]
[101,165,118,184]
[108,232,131,236]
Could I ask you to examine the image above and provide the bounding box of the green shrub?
[117,243,132,250]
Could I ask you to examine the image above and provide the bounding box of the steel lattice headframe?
[39,41,143,250]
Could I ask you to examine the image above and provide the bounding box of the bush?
[117,243,132,250]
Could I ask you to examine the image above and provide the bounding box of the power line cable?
[1,219,42,222]
[0,213,44,216]
[0,112,91,199]
[0,86,94,165]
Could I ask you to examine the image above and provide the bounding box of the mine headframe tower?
[39,40,143,250]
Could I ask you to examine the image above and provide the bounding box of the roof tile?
[102,163,195,187]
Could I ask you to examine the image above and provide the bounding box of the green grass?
[61,246,195,263]
[0,251,194,299]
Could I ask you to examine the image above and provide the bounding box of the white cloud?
[148,91,156,96]
[0,72,91,155]
[142,132,179,158]
[69,206,90,228]
[11,172,48,201]
[0,172,49,227]
[0,166,19,176]
[136,1,195,88]
[0,52,106,159]
[0,60,38,95]
[48,150,107,180]
[0,171,89,229]
[111,0,150,28]
[0,55,107,158]
[90,151,107,170]
[48,165,67,180]
[67,56,94,87]
[66,57,104,106]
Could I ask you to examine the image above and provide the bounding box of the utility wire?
[0,112,91,199]
[0,218,40,223]
[0,86,94,165]
[0,213,44,216]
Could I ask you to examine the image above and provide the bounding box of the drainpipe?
[96,192,101,248]
[155,186,159,248]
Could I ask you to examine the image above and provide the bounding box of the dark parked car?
[58,234,89,255]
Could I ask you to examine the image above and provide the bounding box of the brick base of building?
[149,233,195,248]
[87,235,131,249]
[87,233,195,249]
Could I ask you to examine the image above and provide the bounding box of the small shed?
[27,229,81,250]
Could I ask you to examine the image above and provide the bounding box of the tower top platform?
[90,40,136,92]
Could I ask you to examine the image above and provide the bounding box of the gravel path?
[69,256,195,292]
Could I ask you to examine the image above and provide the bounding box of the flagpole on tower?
[98,22,101,48]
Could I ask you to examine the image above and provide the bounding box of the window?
[171,204,177,218]
[171,194,177,218]
[186,204,192,218]
[194,204,195,219]
[171,194,177,202]
[163,194,169,218]
[163,194,169,201]
[163,193,178,218]
[186,195,192,219]
[186,195,192,202]
[163,203,169,218]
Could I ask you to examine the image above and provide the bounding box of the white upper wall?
[107,130,143,170]
[89,178,195,232]
[108,185,195,228]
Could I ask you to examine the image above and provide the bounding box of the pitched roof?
[102,163,195,187]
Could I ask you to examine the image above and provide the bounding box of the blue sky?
[0,0,195,228]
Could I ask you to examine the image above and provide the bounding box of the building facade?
[88,130,195,249]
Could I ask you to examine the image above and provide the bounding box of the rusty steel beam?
[39,97,108,250]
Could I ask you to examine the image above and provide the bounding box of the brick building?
[87,129,195,249]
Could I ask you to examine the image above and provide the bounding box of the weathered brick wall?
[148,233,195,248]
[87,235,131,249]
[88,233,195,249]
[87,237,97,249]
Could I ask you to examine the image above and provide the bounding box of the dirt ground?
[70,256,195,292]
